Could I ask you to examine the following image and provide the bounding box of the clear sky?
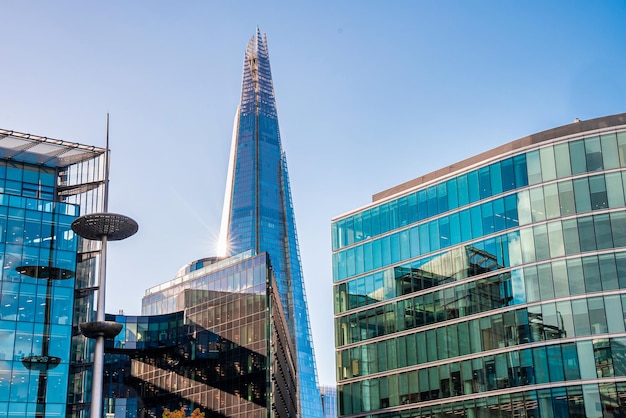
[1,1,625,386]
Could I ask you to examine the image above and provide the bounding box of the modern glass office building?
[0,129,106,418]
[332,113,626,417]
[101,251,298,418]
[320,385,338,418]
[220,28,323,418]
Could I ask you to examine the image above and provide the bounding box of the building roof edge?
[0,128,106,168]
[372,112,626,203]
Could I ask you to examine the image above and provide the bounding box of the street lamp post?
[70,115,138,418]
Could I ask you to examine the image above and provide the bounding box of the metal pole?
[90,234,108,418]
[90,114,110,418]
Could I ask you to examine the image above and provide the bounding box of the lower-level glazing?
[102,252,298,418]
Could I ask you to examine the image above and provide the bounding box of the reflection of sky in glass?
[510,269,527,304]
[219,30,323,417]
[507,232,523,267]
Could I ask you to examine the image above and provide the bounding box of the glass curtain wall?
[332,119,626,417]
[63,154,106,418]
[102,252,298,418]
[222,28,323,418]
[0,155,103,418]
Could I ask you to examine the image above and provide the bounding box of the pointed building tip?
[247,26,268,55]
[248,26,263,50]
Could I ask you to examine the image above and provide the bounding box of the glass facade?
[220,28,323,417]
[321,385,338,418]
[0,129,106,418]
[103,252,298,418]
[331,114,626,417]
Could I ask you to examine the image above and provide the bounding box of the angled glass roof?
[0,128,106,168]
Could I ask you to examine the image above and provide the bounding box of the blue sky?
[1,1,625,386]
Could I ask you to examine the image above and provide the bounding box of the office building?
[320,385,338,418]
[102,251,298,418]
[332,114,626,417]
[0,129,106,417]
[220,28,323,417]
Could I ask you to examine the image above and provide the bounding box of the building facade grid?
[222,28,323,417]
[332,114,626,417]
[103,252,298,418]
[0,130,106,418]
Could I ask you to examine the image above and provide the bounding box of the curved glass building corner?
[332,113,626,417]
[103,252,298,418]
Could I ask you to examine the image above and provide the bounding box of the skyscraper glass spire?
[219,28,324,418]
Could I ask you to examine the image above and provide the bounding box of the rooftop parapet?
[373,113,626,203]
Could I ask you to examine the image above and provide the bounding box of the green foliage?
[162,407,204,418]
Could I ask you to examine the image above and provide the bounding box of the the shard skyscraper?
[219,28,324,418]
